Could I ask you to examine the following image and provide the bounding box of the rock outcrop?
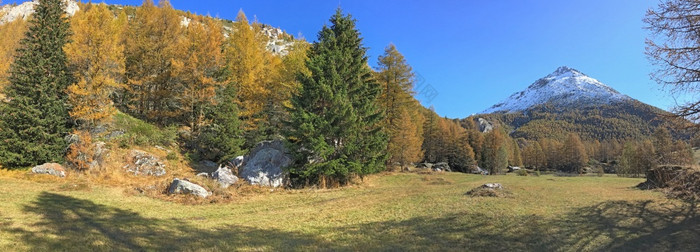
[239,140,290,187]
[123,150,166,177]
[31,163,66,178]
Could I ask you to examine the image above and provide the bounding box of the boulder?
[123,150,166,177]
[31,163,66,178]
[416,162,434,169]
[168,178,211,198]
[433,162,451,172]
[212,165,239,188]
[231,155,244,168]
[472,166,489,175]
[482,183,503,189]
[239,140,290,187]
[466,183,509,197]
[507,166,521,173]
[196,172,209,178]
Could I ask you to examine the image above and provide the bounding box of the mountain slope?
[475,66,681,141]
[482,66,631,114]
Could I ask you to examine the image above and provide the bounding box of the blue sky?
[14,0,668,118]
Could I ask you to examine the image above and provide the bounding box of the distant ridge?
[482,66,631,114]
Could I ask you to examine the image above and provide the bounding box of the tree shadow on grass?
[331,200,699,251]
[551,200,699,251]
[3,192,699,251]
[2,192,328,251]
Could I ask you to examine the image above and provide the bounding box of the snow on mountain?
[481,66,631,114]
[0,0,79,25]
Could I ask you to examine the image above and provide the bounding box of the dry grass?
[0,170,697,251]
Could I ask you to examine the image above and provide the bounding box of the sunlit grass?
[0,172,696,251]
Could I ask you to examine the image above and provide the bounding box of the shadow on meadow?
[2,192,699,251]
[1,192,328,251]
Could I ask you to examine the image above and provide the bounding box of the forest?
[0,0,695,188]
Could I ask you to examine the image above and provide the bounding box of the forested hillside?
[0,0,695,186]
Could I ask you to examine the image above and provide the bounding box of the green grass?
[0,172,697,251]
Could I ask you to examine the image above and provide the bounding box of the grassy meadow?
[0,171,697,251]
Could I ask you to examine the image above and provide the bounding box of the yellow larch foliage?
[65,3,125,129]
[0,18,27,97]
[177,16,225,133]
[224,10,278,132]
[124,0,185,125]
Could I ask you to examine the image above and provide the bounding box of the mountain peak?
[482,67,631,114]
[547,66,585,78]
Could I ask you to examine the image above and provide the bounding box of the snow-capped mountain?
[482,66,631,114]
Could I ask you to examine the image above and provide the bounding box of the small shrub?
[597,167,605,177]
[516,169,528,176]
[166,151,178,161]
[66,130,94,171]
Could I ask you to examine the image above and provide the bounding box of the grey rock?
[123,150,166,177]
[478,118,494,133]
[231,156,244,168]
[417,162,434,169]
[433,162,451,172]
[482,183,503,189]
[168,178,211,198]
[90,141,108,170]
[212,165,238,188]
[104,130,125,140]
[31,163,66,178]
[239,140,290,187]
[196,172,209,178]
[472,166,489,175]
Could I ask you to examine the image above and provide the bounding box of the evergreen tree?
[286,8,387,186]
[0,0,74,168]
[195,85,243,163]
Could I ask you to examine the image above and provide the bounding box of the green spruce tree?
[195,85,244,163]
[0,0,74,168]
[286,8,387,186]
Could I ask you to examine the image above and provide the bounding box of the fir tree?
[0,0,74,168]
[286,8,387,186]
[195,85,244,163]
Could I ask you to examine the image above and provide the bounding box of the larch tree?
[224,10,281,146]
[178,16,225,135]
[389,108,424,170]
[285,8,387,187]
[561,133,588,173]
[645,0,700,123]
[0,18,27,97]
[482,129,508,174]
[124,0,185,125]
[376,44,423,167]
[652,127,674,164]
[65,3,125,130]
[0,0,74,168]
